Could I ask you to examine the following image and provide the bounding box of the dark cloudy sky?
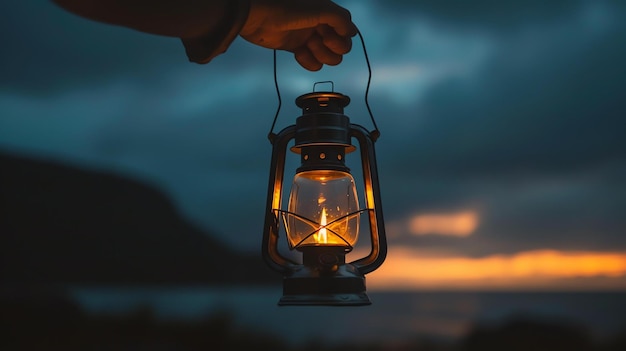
[1,0,625,289]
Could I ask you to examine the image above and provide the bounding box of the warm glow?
[285,170,359,248]
[410,211,478,237]
[365,188,375,209]
[369,248,626,291]
[315,207,328,244]
[272,185,282,210]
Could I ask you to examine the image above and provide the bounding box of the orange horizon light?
[369,248,626,291]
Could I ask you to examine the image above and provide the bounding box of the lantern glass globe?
[284,170,360,250]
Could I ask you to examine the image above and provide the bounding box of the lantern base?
[279,292,370,306]
[278,262,371,306]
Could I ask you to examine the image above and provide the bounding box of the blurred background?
[1,0,625,350]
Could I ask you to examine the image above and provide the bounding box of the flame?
[315,207,328,244]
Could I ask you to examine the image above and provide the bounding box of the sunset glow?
[409,211,479,237]
[370,248,626,290]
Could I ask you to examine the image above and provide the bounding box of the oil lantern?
[262,86,386,306]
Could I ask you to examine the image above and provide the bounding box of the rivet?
[337,154,342,160]
[319,153,326,159]
[304,154,309,160]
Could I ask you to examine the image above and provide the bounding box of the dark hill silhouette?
[0,151,276,285]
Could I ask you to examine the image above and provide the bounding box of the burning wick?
[317,207,328,244]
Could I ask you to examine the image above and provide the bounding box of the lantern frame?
[262,90,387,306]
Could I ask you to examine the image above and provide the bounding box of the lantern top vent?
[296,92,351,115]
[291,91,355,154]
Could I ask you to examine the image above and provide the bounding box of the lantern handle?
[312,81,334,92]
[267,28,380,142]
[357,28,380,141]
[267,49,282,144]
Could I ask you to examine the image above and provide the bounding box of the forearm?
[53,0,357,69]
[52,0,250,39]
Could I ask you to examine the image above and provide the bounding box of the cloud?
[375,1,626,256]
[375,0,590,28]
[0,1,269,96]
[0,2,183,94]
[408,211,479,237]
[386,3,626,178]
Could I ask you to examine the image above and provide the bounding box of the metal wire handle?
[313,81,334,92]
[267,28,380,141]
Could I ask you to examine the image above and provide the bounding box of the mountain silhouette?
[0,151,276,285]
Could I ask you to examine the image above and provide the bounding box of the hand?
[240,0,358,71]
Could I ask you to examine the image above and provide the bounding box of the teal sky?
[1,0,625,271]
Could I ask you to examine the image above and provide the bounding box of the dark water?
[71,287,626,345]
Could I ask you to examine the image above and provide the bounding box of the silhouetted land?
[0,151,276,285]
[1,286,288,351]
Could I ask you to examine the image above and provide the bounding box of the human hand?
[240,0,358,71]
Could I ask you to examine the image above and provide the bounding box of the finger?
[307,33,343,66]
[293,46,323,71]
[316,24,353,55]
[318,2,358,37]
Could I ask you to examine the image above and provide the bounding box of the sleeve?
[181,0,251,64]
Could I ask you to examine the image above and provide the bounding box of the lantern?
[262,86,387,306]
